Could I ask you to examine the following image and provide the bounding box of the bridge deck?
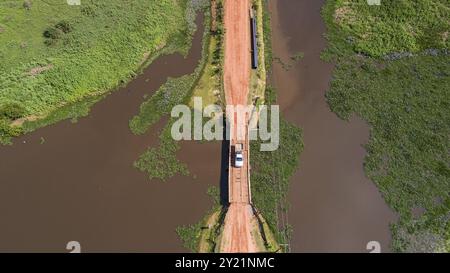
[228,123,251,204]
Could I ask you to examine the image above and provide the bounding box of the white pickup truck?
[234,144,244,168]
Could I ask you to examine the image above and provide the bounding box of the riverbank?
[0,3,218,252]
[322,0,449,252]
[0,0,200,144]
[129,4,210,181]
[270,0,396,252]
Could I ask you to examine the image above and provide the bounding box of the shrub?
[55,20,73,34]
[81,5,96,17]
[43,26,62,40]
[0,119,23,144]
[0,102,26,120]
[23,0,32,10]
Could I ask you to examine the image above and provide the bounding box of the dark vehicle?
[250,9,258,69]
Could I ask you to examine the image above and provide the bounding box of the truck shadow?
[219,117,230,206]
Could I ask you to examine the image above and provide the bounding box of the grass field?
[323,0,449,252]
[189,35,221,107]
[248,0,267,104]
[189,0,224,108]
[0,0,197,143]
[322,0,449,59]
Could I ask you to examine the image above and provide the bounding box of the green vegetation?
[249,0,267,103]
[273,53,303,72]
[131,1,210,181]
[190,0,224,107]
[130,2,211,136]
[323,0,449,59]
[176,219,203,252]
[22,94,104,134]
[0,102,25,144]
[262,0,273,74]
[247,0,304,250]
[253,207,282,252]
[177,186,226,253]
[323,0,450,252]
[0,102,26,120]
[250,97,304,247]
[0,0,197,143]
[43,20,74,46]
[171,2,226,252]
[134,121,189,181]
[0,119,22,144]
[291,52,304,62]
[189,35,222,107]
[130,72,203,135]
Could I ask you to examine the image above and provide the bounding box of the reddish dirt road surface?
[220,0,258,253]
[223,0,250,106]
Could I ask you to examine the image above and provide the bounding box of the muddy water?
[0,15,220,252]
[270,0,397,252]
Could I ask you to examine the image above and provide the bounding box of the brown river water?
[0,15,221,252]
[270,0,397,252]
[0,2,397,253]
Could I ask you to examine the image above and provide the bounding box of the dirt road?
[220,0,258,253]
[223,0,251,106]
[221,203,256,252]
